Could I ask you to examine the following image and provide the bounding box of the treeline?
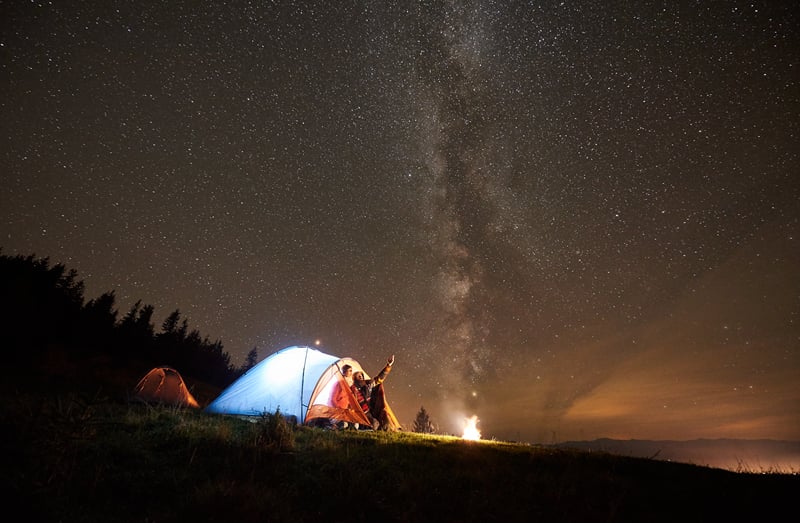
[0,251,241,388]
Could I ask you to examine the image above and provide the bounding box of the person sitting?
[351,355,394,430]
[329,364,354,429]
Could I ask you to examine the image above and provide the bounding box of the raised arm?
[374,355,395,384]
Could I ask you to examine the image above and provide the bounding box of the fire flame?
[462,415,481,440]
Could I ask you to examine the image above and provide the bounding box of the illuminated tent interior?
[205,345,400,429]
[133,366,200,408]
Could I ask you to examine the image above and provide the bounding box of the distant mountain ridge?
[550,438,800,473]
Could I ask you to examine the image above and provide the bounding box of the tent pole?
[300,346,309,422]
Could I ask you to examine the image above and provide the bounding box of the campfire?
[462,415,481,440]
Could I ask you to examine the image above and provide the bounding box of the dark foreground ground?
[3,386,797,523]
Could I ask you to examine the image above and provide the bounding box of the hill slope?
[3,390,797,523]
[554,438,800,473]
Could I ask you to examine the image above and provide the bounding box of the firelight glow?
[462,415,481,441]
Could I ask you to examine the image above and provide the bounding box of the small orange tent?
[133,366,200,408]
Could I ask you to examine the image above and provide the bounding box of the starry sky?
[2,1,798,443]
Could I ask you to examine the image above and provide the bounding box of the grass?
[3,381,798,522]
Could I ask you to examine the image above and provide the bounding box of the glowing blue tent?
[206,345,339,421]
[206,345,402,429]
[205,346,400,429]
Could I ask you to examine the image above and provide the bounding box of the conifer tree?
[413,405,435,434]
[242,347,258,372]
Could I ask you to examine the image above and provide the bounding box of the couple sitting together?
[333,355,395,431]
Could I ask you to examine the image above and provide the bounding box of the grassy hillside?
[3,383,796,523]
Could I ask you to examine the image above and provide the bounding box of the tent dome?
[133,366,200,408]
[206,345,339,421]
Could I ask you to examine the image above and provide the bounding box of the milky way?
[1,1,797,441]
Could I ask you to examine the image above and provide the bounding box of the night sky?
[2,1,798,442]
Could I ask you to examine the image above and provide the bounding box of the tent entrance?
[306,358,371,426]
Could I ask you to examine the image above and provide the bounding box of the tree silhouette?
[81,290,118,353]
[242,347,258,373]
[0,252,239,388]
[413,405,435,434]
[0,253,85,361]
[161,309,182,338]
[118,300,156,360]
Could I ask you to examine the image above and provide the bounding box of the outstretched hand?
[388,354,395,366]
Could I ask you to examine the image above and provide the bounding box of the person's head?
[341,365,352,377]
[353,370,366,384]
